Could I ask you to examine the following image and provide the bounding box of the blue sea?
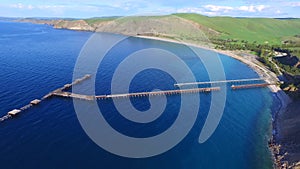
[0,21,273,169]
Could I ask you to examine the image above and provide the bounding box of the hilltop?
[175,13,300,44]
[17,14,300,45]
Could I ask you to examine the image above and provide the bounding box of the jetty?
[231,83,272,89]
[174,78,266,87]
[1,76,275,123]
[0,74,92,123]
[51,87,221,100]
[42,74,91,100]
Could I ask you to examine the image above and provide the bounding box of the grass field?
[174,13,300,45]
[84,17,119,25]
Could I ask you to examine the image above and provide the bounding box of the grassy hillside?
[84,17,119,25]
[174,13,300,44]
[81,15,214,46]
[82,14,300,45]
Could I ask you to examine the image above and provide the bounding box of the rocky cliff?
[18,18,95,31]
[53,20,95,31]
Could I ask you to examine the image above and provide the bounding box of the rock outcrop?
[53,20,95,31]
[17,19,95,31]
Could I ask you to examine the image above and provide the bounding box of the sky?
[0,0,299,18]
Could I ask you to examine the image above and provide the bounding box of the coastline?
[136,35,280,86]
[135,35,295,168]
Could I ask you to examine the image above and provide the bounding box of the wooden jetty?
[52,92,95,101]
[52,87,221,101]
[42,74,91,100]
[231,83,272,89]
[101,87,220,99]
[1,75,275,123]
[0,74,92,122]
[174,78,266,87]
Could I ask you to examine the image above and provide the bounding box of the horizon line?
[0,13,299,20]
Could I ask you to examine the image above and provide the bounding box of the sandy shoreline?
[136,35,294,168]
[136,35,285,91]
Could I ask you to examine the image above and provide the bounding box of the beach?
[136,35,299,168]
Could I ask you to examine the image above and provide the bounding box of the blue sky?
[0,0,299,18]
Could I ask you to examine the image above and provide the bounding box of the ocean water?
[0,21,273,169]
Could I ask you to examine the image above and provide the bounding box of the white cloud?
[174,4,275,17]
[237,5,267,12]
[9,3,67,11]
[203,5,233,13]
[10,3,32,9]
[36,5,62,10]
[177,7,203,14]
[8,3,102,16]
[256,5,267,12]
[110,0,152,11]
[177,7,221,16]
[200,4,269,14]
[238,6,254,12]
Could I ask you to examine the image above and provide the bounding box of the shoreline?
[270,89,292,168]
[136,35,294,168]
[136,35,281,89]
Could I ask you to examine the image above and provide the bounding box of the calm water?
[0,21,273,169]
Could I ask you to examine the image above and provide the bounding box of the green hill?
[84,16,119,25]
[26,13,300,45]
[174,13,300,44]
[82,13,300,45]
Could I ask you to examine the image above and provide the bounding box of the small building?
[8,109,21,116]
[30,99,41,105]
[274,51,288,58]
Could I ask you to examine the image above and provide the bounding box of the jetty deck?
[231,83,272,89]
[52,87,221,100]
[1,74,92,123]
[1,76,275,123]
[102,87,220,99]
[174,78,266,87]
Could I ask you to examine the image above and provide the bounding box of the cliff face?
[277,100,300,167]
[17,16,218,43]
[16,16,219,49]
[17,19,95,31]
[53,20,95,31]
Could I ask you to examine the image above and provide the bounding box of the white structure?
[8,109,21,116]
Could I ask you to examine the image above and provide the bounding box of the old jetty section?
[52,87,221,100]
[0,74,91,123]
[231,83,273,90]
[0,75,274,123]
[174,78,265,87]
